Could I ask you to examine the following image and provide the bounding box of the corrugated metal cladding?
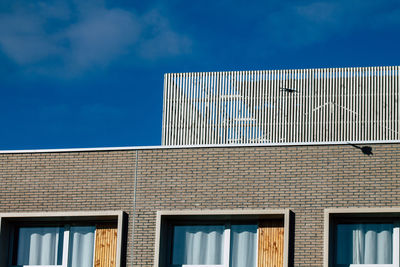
[162,66,400,146]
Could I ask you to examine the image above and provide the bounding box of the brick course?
[1,143,400,266]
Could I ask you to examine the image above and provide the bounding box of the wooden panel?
[94,224,118,267]
[257,220,284,267]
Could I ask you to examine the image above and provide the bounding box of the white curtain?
[230,225,257,267]
[68,226,96,267]
[172,225,224,264]
[336,223,393,264]
[17,227,63,265]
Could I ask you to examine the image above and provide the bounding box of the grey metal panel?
[162,66,400,146]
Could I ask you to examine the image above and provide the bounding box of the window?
[170,223,257,267]
[0,211,125,267]
[326,209,400,267]
[155,210,289,267]
[10,224,102,267]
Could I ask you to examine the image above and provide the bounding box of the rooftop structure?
[162,66,400,146]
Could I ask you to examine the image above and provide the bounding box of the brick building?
[0,66,399,267]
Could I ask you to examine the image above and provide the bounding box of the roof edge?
[1,140,400,154]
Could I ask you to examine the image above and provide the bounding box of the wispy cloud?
[264,0,400,47]
[0,0,192,77]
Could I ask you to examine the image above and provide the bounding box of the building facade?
[1,66,400,267]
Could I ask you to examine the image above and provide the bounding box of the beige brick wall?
[1,143,400,266]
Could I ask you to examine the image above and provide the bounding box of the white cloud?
[66,8,141,71]
[0,0,192,77]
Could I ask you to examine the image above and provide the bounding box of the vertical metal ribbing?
[289,69,293,142]
[251,71,257,142]
[188,74,194,145]
[394,66,400,140]
[333,68,336,141]
[171,73,176,145]
[242,71,251,143]
[215,72,221,144]
[372,66,377,140]
[393,66,395,139]
[170,73,176,145]
[258,71,263,141]
[241,71,247,143]
[337,68,342,141]
[379,66,383,140]
[175,74,180,145]
[253,71,258,142]
[251,71,256,142]
[355,68,363,140]
[178,74,184,145]
[208,72,214,144]
[346,68,350,141]
[163,74,169,145]
[344,68,349,142]
[209,72,215,144]
[246,70,251,142]
[294,69,299,142]
[264,71,270,142]
[354,68,358,141]
[308,69,312,142]
[333,68,338,141]
[359,68,364,141]
[204,72,209,145]
[202,72,207,145]
[390,66,394,140]
[227,72,232,143]
[265,71,271,142]
[374,66,378,140]
[181,74,186,145]
[186,74,191,145]
[238,70,242,143]
[276,69,281,143]
[182,74,188,145]
[324,68,329,141]
[384,66,389,140]
[297,69,302,143]
[315,69,320,142]
[258,71,263,142]
[197,72,202,145]
[255,71,260,142]
[230,72,238,143]
[204,72,209,144]
[221,72,227,143]
[192,73,198,145]
[191,73,196,144]
[350,68,354,141]
[360,67,364,141]
[280,70,285,142]
[195,73,200,145]
[166,73,172,145]
[161,74,167,145]
[368,67,372,140]
[162,67,399,146]
[395,66,399,139]
[291,69,296,142]
[277,70,282,142]
[384,66,388,139]
[270,71,275,143]
[242,71,247,143]
[212,72,218,144]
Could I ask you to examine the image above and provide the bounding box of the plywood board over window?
[94,224,118,267]
[258,220,284,267]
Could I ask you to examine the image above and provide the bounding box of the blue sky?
[1,0,400,149]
